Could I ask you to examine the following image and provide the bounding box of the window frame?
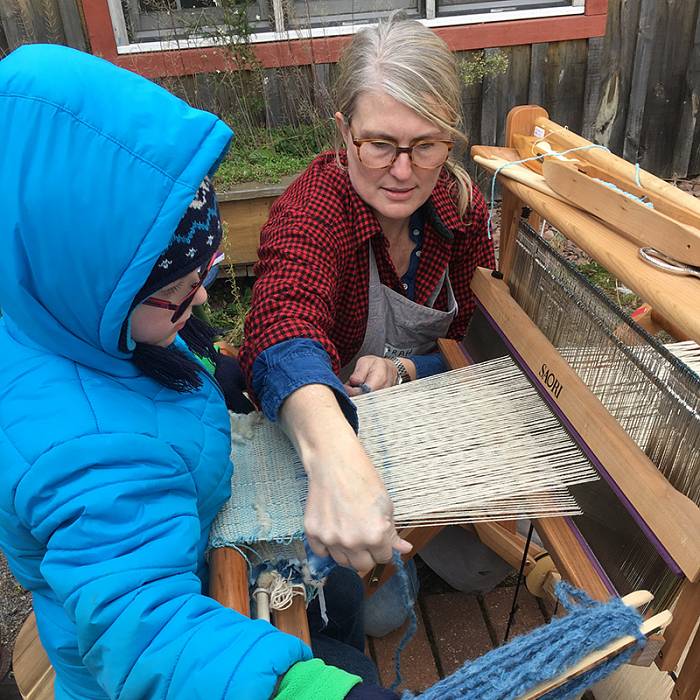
[110,0,587,53]
[88,0,606,78]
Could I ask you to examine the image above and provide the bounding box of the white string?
[252,571,306,611]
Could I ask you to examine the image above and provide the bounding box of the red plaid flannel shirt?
[239,152,494,386]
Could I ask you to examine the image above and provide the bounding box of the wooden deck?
[369,561,551,694]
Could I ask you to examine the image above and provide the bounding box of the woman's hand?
[279,384,412,572]
[344,355,415,396]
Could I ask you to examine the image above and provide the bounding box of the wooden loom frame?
[208,105,700,698]
[468,104,700,699]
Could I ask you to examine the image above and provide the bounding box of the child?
[0,43,395,700]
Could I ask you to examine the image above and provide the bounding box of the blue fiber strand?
[399,581,645,700]
[390,551,419,691]
[591,177,653,208]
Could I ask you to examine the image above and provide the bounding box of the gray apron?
[340,243,511,600]
[340,241,458,381]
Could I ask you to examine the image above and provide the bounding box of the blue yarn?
[390,551,419,691]
[591,177,653,208]
[399,581,645,700]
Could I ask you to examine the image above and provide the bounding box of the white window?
[110,0,585,54]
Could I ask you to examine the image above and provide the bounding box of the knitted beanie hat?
[121,177,224,392]
[132,176,223,310]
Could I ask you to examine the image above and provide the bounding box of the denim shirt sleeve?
[406,352,447,380]
[252,338,359,432]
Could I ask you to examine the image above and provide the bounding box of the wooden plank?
[542,40,588,137]
[219,196,275,266]
[671,6,700,178]
[471,266,700,582]
[472,146,572,202]
[528,43,548,107]
[622,0,656,164]
[56,0,87,50]
[638,0,699,178]
[12,613,55,700]
[436,337,470,370]
[208,547,251,615]
[582,36,603,141]
[492,44,531,147]
[585,0,608,15]
[534,115,700,223]
[107,14,608,79]
[657,579,700,671]
[479,48,499,151]
[499,105,549,280]
[542,159,700,266]
[674,625,700,700]
[535,517,611,602]
[591,0,642,154]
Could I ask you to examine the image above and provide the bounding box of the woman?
[239,15,499,631]
[0,44,396,699]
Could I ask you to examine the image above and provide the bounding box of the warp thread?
[395,580,645,700]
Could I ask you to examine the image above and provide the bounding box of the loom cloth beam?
[209,547,312,645]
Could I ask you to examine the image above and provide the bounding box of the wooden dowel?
[273,597,312,646]
[542,160,700,267]
[209,547,251,616]
[657,579,700,671]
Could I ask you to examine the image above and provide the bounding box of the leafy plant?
[459,49,509,86]
[577,261,641,314]
[214,122,334,188]
[206,275,252,346]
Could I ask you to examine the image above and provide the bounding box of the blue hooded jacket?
[0,44,310,699]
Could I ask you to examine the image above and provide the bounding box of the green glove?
[274,658,362,700]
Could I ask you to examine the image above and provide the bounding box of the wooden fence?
[2,0,699,179]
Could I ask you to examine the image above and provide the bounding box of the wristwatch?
[391,357,411,385]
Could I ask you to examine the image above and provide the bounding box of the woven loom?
[210,357,598,553]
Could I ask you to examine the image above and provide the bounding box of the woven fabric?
[210,412,308,545]
[209,357,596,548]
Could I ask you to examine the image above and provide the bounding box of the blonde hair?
[333,15,472,218]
